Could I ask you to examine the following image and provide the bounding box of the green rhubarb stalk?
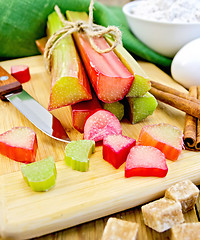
[47,11,92,110]
[127,92,158,124]
[102,101,124,121]
[106,35,151,97]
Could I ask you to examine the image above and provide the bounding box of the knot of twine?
[44,0,122,72]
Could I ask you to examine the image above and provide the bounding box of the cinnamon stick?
[151,81,200,104]
[196,86,200,150]
[149,87,200,119]
[183,86,197,150]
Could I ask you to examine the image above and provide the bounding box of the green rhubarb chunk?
[65,140,95,172]
[102,101,124,121]
[128,92,158,124]
[106,35,151,97]
[21,156,57,192]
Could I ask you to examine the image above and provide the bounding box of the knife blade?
[0,65,70,143]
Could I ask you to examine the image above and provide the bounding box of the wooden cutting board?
[1,55,200,239]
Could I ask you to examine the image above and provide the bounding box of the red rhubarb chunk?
[103,134,136,169]
[11,65,31,84]
[0,127,38,163]
[125,146,168,178]
[138,123,183,161]
[71,91,102,133]
[83,109,122,142]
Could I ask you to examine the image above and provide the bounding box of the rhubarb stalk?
[71,91,102,133]
[47,11,92,111]
[35,37,47,54]
[105,35,151,97]
[66,11,134,103]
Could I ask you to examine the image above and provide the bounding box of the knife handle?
[0,66,22,100]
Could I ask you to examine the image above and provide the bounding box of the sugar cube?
[142,197,184,232]
[171,222,200,240]
[101,217,139,240]
[165,180,199,212]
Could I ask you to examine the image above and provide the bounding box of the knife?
[0,66,70,143]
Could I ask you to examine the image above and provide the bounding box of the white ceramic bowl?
[123,1,200,58]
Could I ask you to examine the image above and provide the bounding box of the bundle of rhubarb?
[38,8,158,133]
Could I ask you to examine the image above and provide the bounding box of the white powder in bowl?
[130,0,200,23]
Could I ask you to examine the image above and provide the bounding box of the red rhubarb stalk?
[66,11,134,103]
[35,36,47,54]
[71,91,102,133]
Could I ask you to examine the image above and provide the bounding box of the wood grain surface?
[0,55,200,240]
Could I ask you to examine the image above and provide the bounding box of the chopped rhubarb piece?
[125,146,168,178]
[47,11,92,110]
[11,65,30,84]
[138,123,183,161]
[103,134,136,169]
[84,109,122,142]
[21,156,57,192]
[71,91,102,133]
[106,35,151,97]
[65,140,95,172]
[127,92,158,124]
[66,11,134,103]
[102,101,124,121]
[0,127,38,163]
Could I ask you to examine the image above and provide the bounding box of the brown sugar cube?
[171,222,200,240]
[165,179,199,212]
[101,217,139,240]
[142,197,184,232]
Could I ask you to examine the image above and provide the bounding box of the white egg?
[171,38,200,89]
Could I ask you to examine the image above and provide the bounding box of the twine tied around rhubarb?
[44,0,122,72]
